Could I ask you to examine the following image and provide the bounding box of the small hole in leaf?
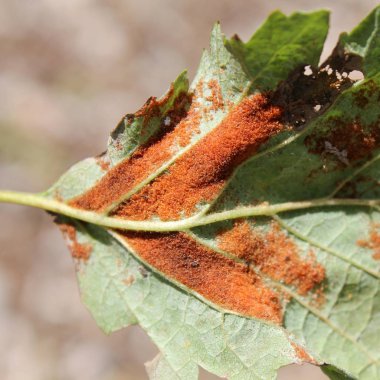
[348,70,364,81]
[303,65,313,76]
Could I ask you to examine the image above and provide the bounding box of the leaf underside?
[45,7,380,380]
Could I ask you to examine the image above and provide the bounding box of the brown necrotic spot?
[217,221,325,296]
[271,45,358,130]
[304,118,380,165]
[58,224,92,262]
[353,79,378,108]
[113,94,284,220]
[120,231,282,323]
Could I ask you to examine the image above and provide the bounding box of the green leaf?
[2,7,380,380]
[225,10,329,90]
[58,220,304,380]
[108,71,190,166]
[145,354,198,380]
[340,5,380,77]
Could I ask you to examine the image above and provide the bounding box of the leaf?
[340,6,380,77]
[225,10,329,91]
[10,7,380,380]
[145,354,197,380]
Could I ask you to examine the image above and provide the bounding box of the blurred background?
[0,1,378,379]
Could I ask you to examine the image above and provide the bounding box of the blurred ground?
[0,1,378,379]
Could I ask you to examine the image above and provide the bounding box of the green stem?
[0,190,379,232]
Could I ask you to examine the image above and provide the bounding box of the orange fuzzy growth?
[114,94,284,220]
[206,79,224,112]
[291,342,317,364]
[217,221,325,295]
[357,223,380,260]
[69,89,200,212]
[121,231,283,323]
[58,224,92,261]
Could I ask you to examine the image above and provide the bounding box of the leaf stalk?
[0,190,378,232]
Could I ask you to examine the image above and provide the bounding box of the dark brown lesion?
[334,174,380,199]
[353,79,380,108]
[287,45,380,170]
[271,42,362,129]
[304,119,380,166]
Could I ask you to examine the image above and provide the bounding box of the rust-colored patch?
[114,94,284,220]
[291,342,317,364]
[176,90,202,147]
[69,89,199,212]
[305,119,380,164]
[217,221,325,296]
[121,231,282,323]
[68,90,288,321]
[311,285,326,308]
[146,92,194,146]
[96,155,111,171]
[357,223,380,260]
[58,224,92,261]
[206,79,224,112]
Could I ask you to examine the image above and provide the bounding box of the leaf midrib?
[1,190,378,232]
[104,78,371,222]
